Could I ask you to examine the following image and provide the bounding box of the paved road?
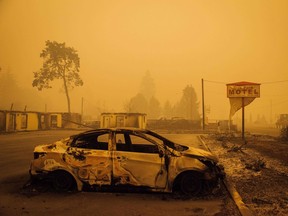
[0,130,206,180]
[0,130,226,216]
[0,130,86,180]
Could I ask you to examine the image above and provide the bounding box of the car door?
[112,131,167,189]
[66,131,112,186]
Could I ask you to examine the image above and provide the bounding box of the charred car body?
[30,128,224,195]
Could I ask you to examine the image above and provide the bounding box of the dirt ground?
[203,133,288,216]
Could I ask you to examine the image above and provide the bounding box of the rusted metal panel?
[64,148,112,185]
[113,151,167,188]
[30,128,224,194]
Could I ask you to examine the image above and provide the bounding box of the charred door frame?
[111,131,167,189]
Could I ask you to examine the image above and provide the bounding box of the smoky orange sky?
[0,0,287,122]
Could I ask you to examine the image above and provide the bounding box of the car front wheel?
[52,171,75,192]
[180,172,202,196]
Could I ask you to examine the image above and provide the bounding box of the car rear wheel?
[52,171,75,192]
[180,172,202,196]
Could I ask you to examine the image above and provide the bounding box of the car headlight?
[199,159,225,179]
[198,159,216,169]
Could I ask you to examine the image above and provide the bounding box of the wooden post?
[242,97,245,140]
[81,97,84,123]
[202,78,205,130]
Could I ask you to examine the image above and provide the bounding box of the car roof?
[75,127,149,136]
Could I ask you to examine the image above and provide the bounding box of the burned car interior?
[70,132,109,150]
[115,132,160,154]
[69,130,161,154]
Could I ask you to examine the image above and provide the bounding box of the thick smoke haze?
[0,0,287,123]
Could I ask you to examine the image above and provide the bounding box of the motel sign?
[226,81,261,140]
[227,81,260,98]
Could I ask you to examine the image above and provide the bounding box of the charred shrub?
[245,157,266,172]
[280,126,288,141]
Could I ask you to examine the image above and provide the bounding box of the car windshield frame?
[146,130,189,152]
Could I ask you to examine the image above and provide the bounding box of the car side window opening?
[116,133,125,144]
[130,135,159,154]
[73,132,109,150]
[115,132,159,154]
[115,133,131,151]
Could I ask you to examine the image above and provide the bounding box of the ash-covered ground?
[203,133,288,216]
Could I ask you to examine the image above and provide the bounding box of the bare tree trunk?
[66,89,71,114]
[63,74,71,114]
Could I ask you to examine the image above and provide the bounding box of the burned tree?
[32,40,83,113]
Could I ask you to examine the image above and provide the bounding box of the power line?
[272,99,288,106]
[246,99,288,110]
[203,80,226,84]
[203,79,288,85]
[261,80,288,84]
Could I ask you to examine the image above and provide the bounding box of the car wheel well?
[50,170,77,192]
[172,170,203,196]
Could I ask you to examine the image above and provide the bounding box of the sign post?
[242,97,245,139]
[226,81,260,140]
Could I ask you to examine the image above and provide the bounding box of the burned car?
[30,128,224,195]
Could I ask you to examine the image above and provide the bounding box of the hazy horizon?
[1,0,287,123]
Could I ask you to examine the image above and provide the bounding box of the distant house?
[0,110,39,132]
[100,113,147,129]
[0,110,81,132]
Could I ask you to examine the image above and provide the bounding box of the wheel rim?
[180,173,202,196]
[53,172,73,191]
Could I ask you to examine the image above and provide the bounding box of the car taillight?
[34,152,46,159]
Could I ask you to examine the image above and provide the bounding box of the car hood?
[180,145,218,162]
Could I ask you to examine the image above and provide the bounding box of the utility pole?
[242,97,245,140]
[81,97,84,124]
[270,100,272,124]
[202,78,205,130]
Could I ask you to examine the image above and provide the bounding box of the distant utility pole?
[270,100,272,124]
[241,97,245,139]
[81,97,84,123]
[202,78,205,130]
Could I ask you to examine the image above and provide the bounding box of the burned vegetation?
[204,133,288,216]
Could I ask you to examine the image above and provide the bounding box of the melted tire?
[180,172,202,196]
[52,171,75,192]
